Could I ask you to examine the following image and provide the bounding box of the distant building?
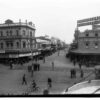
[36,36,51,50]
[0,19,36,60]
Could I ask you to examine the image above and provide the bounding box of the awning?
[70,49,100,55]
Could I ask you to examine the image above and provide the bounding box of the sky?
[0,0,100,44]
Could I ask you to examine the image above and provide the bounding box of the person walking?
[22,74,27,85]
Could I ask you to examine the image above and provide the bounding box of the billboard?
[77,16,100,27]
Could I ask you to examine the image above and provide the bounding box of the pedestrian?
[58,51,59,56]
[22,74,27,85]
[28,65,31,72]
[52,61,54,71]
[10,60,13,69]
[73,60,76,67]
[43,57,45,63]
[37,63,40,71]
[80,69,84,78]
[31,65,34,77]
[47,78,52,89]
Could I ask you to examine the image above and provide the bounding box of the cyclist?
[32,80,37,90]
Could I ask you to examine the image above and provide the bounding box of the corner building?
[0,19,36,63]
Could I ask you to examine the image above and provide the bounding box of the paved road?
[0,50,95,95]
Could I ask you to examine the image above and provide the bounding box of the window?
[0,43,3,49]
[23,30,26,36]
[10,30,12,36]
[30,31,32,37]
[95,42,98,48]
[16,42,20,48]
[23,42,26,48]
[0,31,3,36]
[6,31,9,36]
[6,42,13,48]
[16,30,19,36]
[11,42,13,47]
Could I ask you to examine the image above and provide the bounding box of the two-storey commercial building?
[0,19,39,64]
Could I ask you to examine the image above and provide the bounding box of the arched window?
[30,31,32,37]
[23,41,26,48]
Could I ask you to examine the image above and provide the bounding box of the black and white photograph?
[0,0,100,97]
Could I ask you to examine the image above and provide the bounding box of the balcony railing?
[0,22,35,29]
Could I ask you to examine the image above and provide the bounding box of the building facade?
[0,19,36,59]
[75,27,100,51]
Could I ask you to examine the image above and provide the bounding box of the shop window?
[0,31,3,36]
[85,42,89,48]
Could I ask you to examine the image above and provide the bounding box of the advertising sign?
[77,16,100,27]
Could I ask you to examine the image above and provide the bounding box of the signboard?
[77,16,100,27]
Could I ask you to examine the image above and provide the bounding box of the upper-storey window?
[0,31,3,36]
[16,41,20,48]
[23,30,26,36]
[10,30,12,36]
[95,42,98,48]
[16,30,19,36]
[23,41,26,48]
[30,31,32,37]
[6,31,9,36]
[86,33,89,37]
[85,41,89,48]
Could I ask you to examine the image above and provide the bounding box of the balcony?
[0,22,35,29]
